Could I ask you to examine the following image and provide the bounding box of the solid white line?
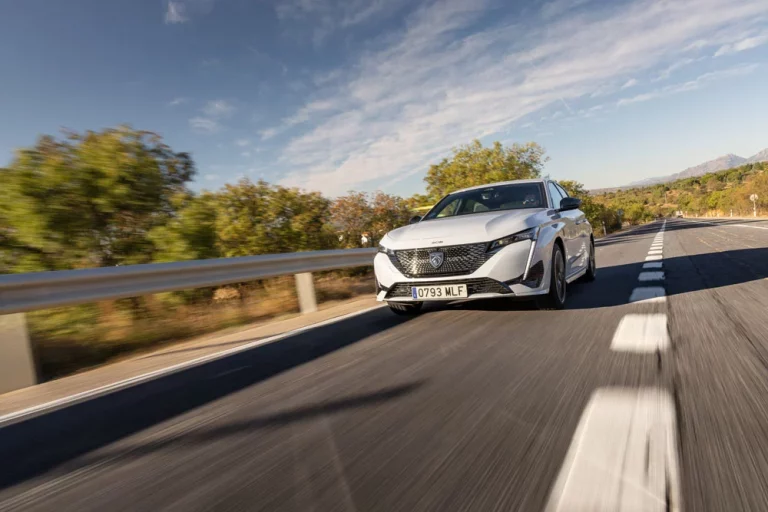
[545,387,681,512]
[643,262,663,269]
[733,224,768,230]
[0,304,386,428]
[639,271,665,282]
[645,255,663,261]
[629,287,666,303]
[683,219,768,230]
[611,314,669,353]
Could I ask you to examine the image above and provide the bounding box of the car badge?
[429,251,445,269]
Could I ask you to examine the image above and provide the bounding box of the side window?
[555,184,569,199]
[547,182,564,209]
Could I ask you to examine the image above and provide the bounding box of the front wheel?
[387,301,423,316]
[536,244,566,310]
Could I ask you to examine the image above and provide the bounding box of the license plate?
[411,284,468,300]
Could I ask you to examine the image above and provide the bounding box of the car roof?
[451,178,548,194]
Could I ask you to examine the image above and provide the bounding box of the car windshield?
[423,183,545,220]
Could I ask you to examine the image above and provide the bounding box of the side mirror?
[558,197,582,212]
[409,215,422,225]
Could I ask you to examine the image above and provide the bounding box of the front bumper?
[374,239,550,302]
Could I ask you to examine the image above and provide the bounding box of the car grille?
[389,243,492,278]
[384,278,512,299]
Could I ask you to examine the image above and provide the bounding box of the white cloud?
[167,97,187,107]
[189,117,220,133]
[260,100,335,140]
[275,0,410,45]
[165,1,188,24]
[202,99,235,118]
[164,0,215,24]
[653,57,701,81]
[204,174,219,181]
[241,151,251,158]
[272,0,768,195]
[618,63,759,106]
[541,0,593,19]
[234,138,251,147]
[714,33,768,56]
[621,78,638,89]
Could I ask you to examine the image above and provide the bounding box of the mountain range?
[592,148,768,192]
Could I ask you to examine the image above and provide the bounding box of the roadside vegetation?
[9,125,762,378]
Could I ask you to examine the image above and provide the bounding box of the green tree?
[424,140,547,200]
[0,126,195,273]
[330,192,373,248]
[148,192,219,263]
[214,179,334,257]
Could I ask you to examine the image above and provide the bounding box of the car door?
[547,181,578,276]
[556,183,589,272]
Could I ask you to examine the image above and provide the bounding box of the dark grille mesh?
[389,243,491,278]
[385,278,512,299]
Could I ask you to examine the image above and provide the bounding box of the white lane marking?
[643,262,663,269]
[683,219,768,230]
[0,304,386,428]
[545,388,682,512]
[639,271,665,282]
[733,224,768,230]
[645,255,663,261]
[648,250,663,255]
[629,287,666,303]
[610,314,669,353]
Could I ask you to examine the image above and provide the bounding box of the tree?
[0,126,195,272]
[214,179,334,257]
[330,192,373,248]
[370,192,412,240]
[148,192,219,263]
[424,140,547,200]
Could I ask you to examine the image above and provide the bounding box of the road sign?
[750,194,759,202]
[750,194,759,217]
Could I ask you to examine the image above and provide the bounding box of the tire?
[582,238,597,282]
[387,301,423,315]
[536,244,566,310]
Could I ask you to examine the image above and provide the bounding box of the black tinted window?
[424,183,545,220]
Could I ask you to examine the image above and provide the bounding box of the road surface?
[2,218,768,511]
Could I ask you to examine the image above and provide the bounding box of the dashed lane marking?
[610,314,669,353]
[545,388,682,512]
[645,255,663,261]
[629,287,666,303]
[643,262,663,269]
[639,271,665,282]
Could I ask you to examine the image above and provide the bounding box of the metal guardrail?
[0,248,378,315]
[0,248,378,393]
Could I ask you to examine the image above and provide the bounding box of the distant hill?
[592,149,768,193]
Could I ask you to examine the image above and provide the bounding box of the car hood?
[383,209,545,249]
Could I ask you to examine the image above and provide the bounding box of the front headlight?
[487,227,539,252]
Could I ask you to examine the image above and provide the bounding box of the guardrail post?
[295,272,317,314]
[0,313,38,394]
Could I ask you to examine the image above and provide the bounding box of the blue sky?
[1,0,768,197]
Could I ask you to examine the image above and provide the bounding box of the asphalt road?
[2,217,768,511]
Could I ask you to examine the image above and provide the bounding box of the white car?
[374,179,596,314]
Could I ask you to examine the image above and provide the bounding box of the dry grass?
[28,270,375,381]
